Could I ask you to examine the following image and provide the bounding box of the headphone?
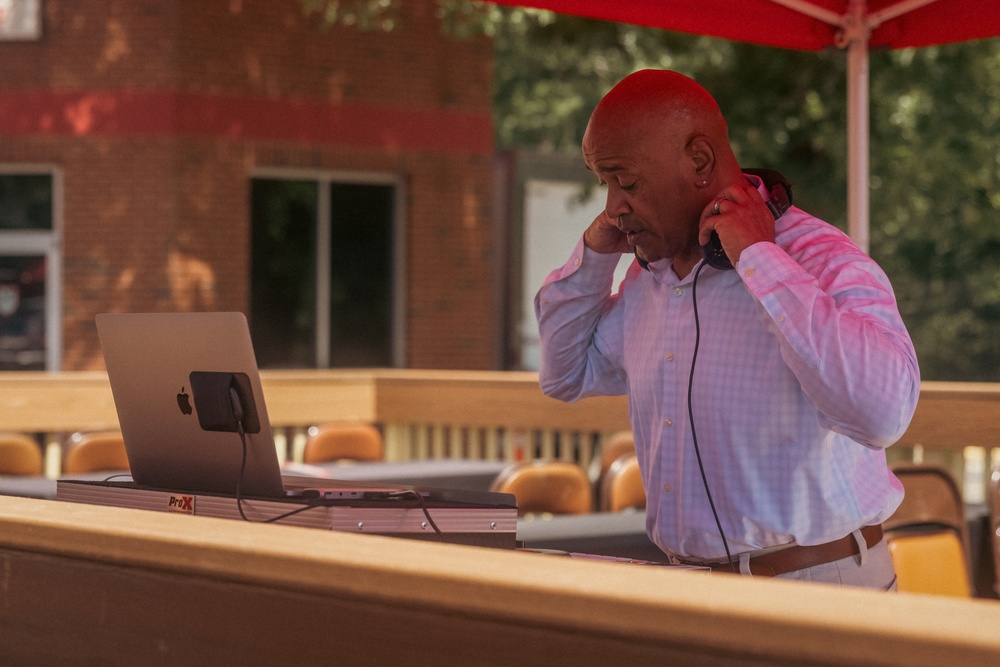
[744,167,793,220]
[702,168,793,271]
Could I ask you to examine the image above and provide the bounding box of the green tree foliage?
[869,43,1000,380]
[302,1,1000,381]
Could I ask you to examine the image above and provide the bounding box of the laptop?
[69,312,520,547]
[87,312,518,549]
[96,311,293,498]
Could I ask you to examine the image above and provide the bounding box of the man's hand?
[698,183,776,264]
[583,211,632,254]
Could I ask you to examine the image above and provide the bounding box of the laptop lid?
[96,312,286,498]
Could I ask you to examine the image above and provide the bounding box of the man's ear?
[687,135,716,187]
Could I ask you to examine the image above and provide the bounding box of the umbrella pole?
[847,35,870,255]
[843,0,871,254]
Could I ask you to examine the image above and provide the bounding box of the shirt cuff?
[735,241,800,293]
[548,237,623,286]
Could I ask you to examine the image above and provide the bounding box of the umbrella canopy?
[485,0,1000,252]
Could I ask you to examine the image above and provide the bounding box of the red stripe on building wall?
[0,90,494,155]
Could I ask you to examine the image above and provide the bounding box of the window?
[0,0,42,41]
[0,167,61,370]
[250,171,402,368]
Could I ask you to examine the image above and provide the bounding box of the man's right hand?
[583,211,631,254]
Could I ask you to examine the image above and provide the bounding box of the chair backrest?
[0,432,44,476]
[302,423,383,464]
[63,431,130,474]
[888,531,972,597]
[885,463,971,596]
[886,463,969,542]
[490,461,593,517]
[598,431,635,480]
[990,457,1000,598]
[599,453,645,513]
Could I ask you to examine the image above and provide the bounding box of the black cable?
[688,261,736,572]
[229,390,443,533]
[259,499,327,523]
[387,489,448,542]
[233,422,327,524]
[235,420,251,521]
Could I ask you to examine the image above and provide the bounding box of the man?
[535,69,920,588]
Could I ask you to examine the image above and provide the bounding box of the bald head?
[589,69,729,151]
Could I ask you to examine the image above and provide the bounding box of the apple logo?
[177,386,193,415]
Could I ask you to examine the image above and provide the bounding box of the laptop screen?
[96,312,286,498]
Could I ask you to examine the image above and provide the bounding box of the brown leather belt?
[697,524,884,577]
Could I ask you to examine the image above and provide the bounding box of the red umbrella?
[485,0,1000,252]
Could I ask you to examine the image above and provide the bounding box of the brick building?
[0,0,500,371]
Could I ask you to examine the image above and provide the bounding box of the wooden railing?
[4,494,1000,665]
[2,370,998,499]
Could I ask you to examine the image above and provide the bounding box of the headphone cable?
[688,261,736,571]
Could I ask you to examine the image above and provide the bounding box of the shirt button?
[745,268,755,277]
[776,314,785,323]
[574,258,581,267]
[664,418,673,426]
[673,287,683,296]
[666,353,675,362]
[662,484,672,493]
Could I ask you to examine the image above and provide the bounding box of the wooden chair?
[599,453,645,513]
[302,422,383,464]
[490,460,593,517]
[888,532,972,597]
[885,463,971,596]
[63,431,130,474]
[0,432,44,476]
[596,430,635,481]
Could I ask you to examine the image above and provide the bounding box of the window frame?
[251,167,407,368]
[0,163,62,370]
